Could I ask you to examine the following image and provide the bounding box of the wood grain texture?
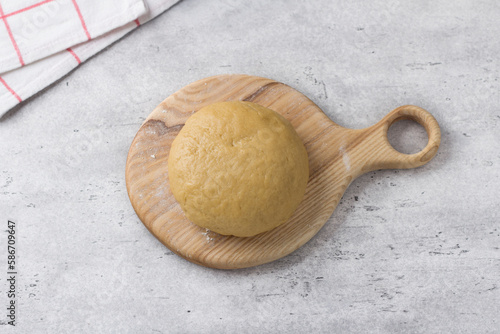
[125,74,441,269]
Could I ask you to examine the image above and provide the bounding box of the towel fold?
[0,0,179,116]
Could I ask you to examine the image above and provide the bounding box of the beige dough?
[168,101,309,237]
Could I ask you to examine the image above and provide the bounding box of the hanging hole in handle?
[375,105,441,170]
[387,118,428,154]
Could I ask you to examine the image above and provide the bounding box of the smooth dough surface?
[168,101,309,237]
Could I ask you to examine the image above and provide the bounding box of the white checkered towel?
[0,0,179,116]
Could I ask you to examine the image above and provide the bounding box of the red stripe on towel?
[0,77,22,102]
[0,0,55,19]
[0,3,25,66]
[71,0,91,40]
[67,48,81,64]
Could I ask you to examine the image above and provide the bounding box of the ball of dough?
[168,101,309,237]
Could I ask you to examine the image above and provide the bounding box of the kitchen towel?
[0,0,179,116]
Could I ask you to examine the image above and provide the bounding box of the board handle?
[360,105,441,172]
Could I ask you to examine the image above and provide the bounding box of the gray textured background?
[1,0,499,333]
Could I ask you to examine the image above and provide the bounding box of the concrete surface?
[1,0,499,333]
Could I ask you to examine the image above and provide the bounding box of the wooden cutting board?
[125,74,441,269]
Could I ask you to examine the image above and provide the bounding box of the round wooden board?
[125,74,441,269]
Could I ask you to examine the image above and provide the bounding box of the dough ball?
[168,101,309,237]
